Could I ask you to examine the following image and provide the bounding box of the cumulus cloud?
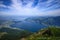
[0,0,60,16]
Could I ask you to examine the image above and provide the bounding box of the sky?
[0,0,60,16]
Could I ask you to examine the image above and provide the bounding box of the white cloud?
[0,0,60,16]
[0,1,7,8]
[43,9,60,16]
[0,4,7,8]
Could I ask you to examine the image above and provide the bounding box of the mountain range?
[0,16,60,32]
[0,16,60,40]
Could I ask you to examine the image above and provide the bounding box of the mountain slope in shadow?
[0,27,32,40]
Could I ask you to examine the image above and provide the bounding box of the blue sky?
[0,0,60,16]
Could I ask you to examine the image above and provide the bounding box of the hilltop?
[24,26,60,40]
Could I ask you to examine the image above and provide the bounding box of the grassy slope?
[0,26,60,40]
[0,27,32,40]
[25,26,60,40]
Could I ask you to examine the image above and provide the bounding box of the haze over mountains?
[0,16,60,32]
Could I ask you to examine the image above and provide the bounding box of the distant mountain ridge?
[0,16,60,32]
[0,16,60,40]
